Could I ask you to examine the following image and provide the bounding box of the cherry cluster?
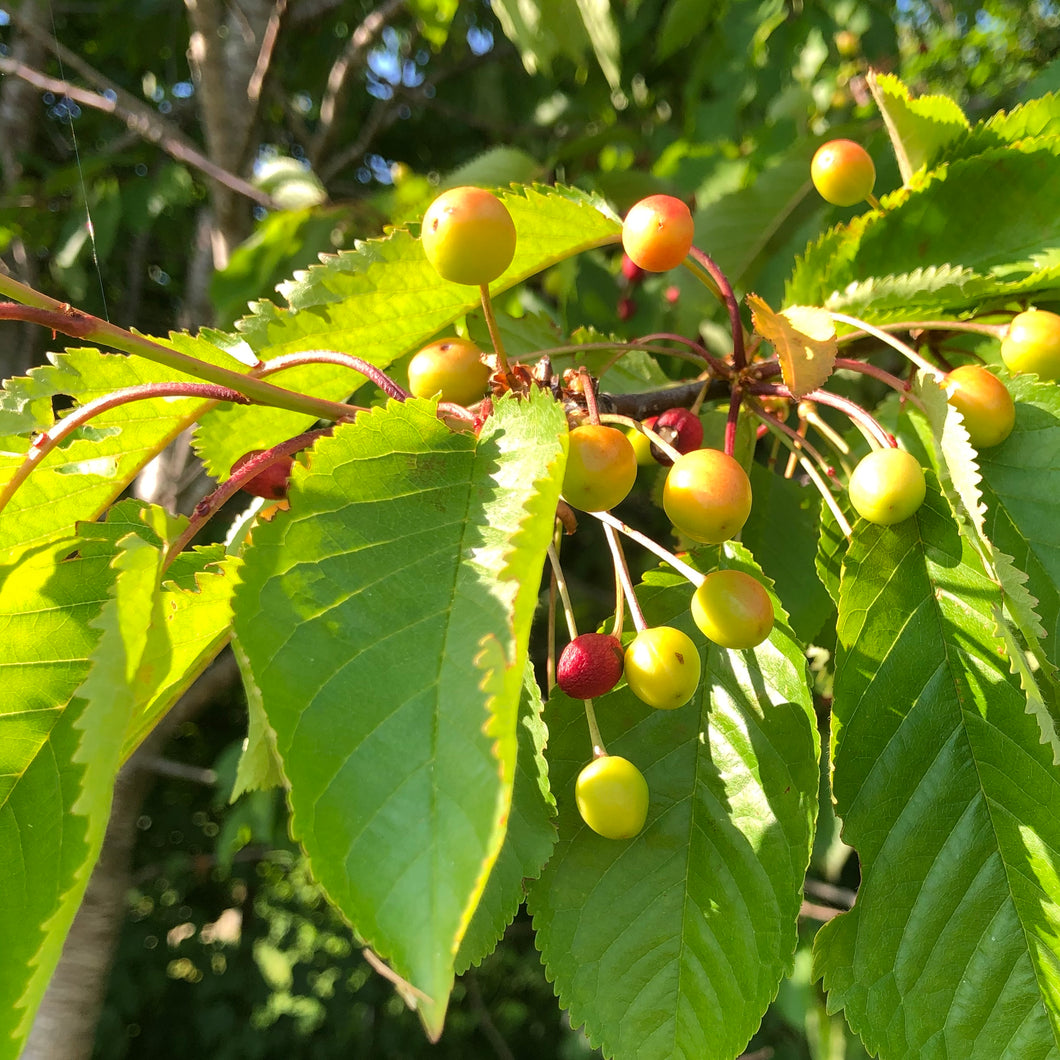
[213,158,1060,842]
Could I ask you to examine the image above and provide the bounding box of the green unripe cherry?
[407,337,491,405]
[810,139,876,207]
[691,569,774,650]
[623,626,702,710]
[1000,309,1060,381]
[662,448,752,544]
[420,186,516,286]
[847,447,926,526]
[575,755,650,840]
[562,424,638,512]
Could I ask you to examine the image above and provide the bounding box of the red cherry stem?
[724,385,744,458]
[750,382,894,450]
[0,381,251,517]
[0,282,354,422]
[547,541,606,754]
[591,508,705,590]
[161,427,333,570]
[601,522,644,633]
[830,311,943,380]
[479,282,517,387]
[634,331,731,377]
[745,397,835,473]
[687,246,747,370]
[580,369,602,425]
[261,349,411,401]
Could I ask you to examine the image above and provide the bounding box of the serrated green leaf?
[815,485,1060,1058]
[529,554,819,1060]
[0,341,247,551]
[868,71,970,181]
[193,184,620,480]
[939,94,1060,163]
[232,389,567,1036]
[910,373,1060,759]
[0,521,164,1054]
[455,660,556,973]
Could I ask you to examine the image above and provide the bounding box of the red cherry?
[650,407,703,466]
[231,450,293,500]
[557,633,625,699]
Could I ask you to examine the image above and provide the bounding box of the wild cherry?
[420,186,516,286]
[691,569,774,650]
[650,407,703,466]
[1000,308,1060,381]
[561,424,638,512]
[662,448,752,544]
[575,755,649,840]
[623,626,701,710]
[810,139,876,207]
[621,195,695,273]
[847,447,926,525]
[407,337,491,406]
[944,364,1015,448]
[556,633,625,699]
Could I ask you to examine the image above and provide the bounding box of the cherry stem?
[548,541,606,755]
[599,413,682,465]
[757,416,853,538]
[479,282,516,386]
[830,311,943,380]
[261,350,411,401]
[0,381,250,517]
[866,191,884,212]
[580,369,601,425]
[162,427,332,568]
[833,356,920,397]
[724,385,743,457]
[688,246,747,370]
[751,382,893,450]
[602,522,644,632]
[634,331,731,376]
[590,508,705,589]
[0,282,354,422]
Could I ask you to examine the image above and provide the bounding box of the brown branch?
[0,53,275,209]
[247,0,288,102]
[309,0,406,165]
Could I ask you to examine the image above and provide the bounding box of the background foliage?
[1,1,1059,1058]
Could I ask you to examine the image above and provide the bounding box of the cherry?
[627,418,657,466]
[662,448,752,544]
[943,364,1015,448]
[407,337,491,406]
[230,450,293,500]
[620,253,645,284]
[623,626,701,710]
[556,633,625,699]
[847,447,926,526]
[691,569,774,650]
[650,407,703,466]
[575,755,649,840]
[420,186,516,286]
[561,424,638,512]
[1000,308,1060,381]
[621,195,695,273]
[810,139,876,207]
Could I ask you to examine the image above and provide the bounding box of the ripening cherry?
[407,337,491,406]
[943,365,1015,448]
[562,424,638,512]
[1000,309,1060,381]
[847,447,926,526]
[810,139,876,207]
[650,407,703,466]
[420,186,516,286]
[628,418,657,466]
[623,626,702,710]
[691,569,774,650]
[556,633,625,699]
[662,448,753,544]
[575,755,650,840]
[621,195,695,273]
[230,450,293,500]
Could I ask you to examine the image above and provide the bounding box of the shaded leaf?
[529,555,819,1060]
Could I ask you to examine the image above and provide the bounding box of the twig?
[0,54,273,208]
